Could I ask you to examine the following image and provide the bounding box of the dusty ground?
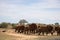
[0,28,60,40]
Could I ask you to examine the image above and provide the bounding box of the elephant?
[15,25,25,33]
[28,23,37,34]
[15,23,37,34]
[55,27,60,36]
[37,25,54,36]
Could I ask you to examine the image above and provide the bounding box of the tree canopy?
[55,22,59,27]
[19,19,28,23]
[0,22,8,28]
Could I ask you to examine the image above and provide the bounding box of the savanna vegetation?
[0,19,60,40]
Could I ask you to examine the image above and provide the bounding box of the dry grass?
[0,32,20,40]
[0,28,60,40]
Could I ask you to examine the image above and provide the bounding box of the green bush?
[0,22,8,28]
[12,24,16,29]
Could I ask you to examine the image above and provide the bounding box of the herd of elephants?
[15,23,60,36]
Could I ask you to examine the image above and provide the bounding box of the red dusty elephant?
[28,23,37,34]
[55,26,60,36]
[37,25,54,35]
[15,25,25,33]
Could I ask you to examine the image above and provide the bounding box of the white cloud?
[31,0,60,8]
[0,0,60,23]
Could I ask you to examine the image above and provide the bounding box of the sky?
[0,0,60,24]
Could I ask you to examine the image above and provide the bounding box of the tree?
[19,19,28,25]
[55,22,59,27]
[0,22,8,28]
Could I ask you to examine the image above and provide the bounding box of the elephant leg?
[51,32,53,36]
[18,30,20,33]
[57,31,60,36]
[57,32,60,36]
[15,29,17,32]
[24,30,28,34]
[24,31,26,34]
[32,30,34,33]
[42,32,44,36]
[46,32,48,36]
[38,32,41,35]
[30,30,33,33]
[57,33,59,36]
[20,30,23,33]
[30,30,32,33]
[27,31,28,34]
[33,30,35,34]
